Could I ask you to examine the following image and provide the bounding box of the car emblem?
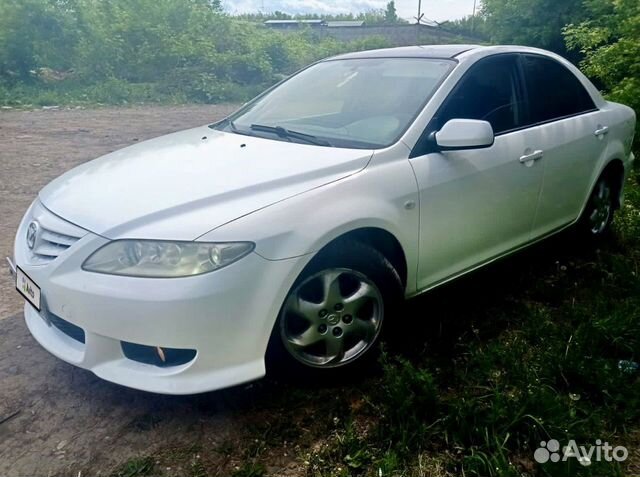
[327,314,340,325]
[26,222,39,250]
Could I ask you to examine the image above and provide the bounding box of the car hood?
[39,126,373,240]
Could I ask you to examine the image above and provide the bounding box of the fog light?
[121,341,196,367]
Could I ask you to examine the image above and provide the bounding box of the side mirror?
[434,119,495,151]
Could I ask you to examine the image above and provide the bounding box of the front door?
[410,54,545,290]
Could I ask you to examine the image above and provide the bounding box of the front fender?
[202,156,421,294]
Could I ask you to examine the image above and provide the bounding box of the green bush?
[0,0,393,106]
[564,0,640,149]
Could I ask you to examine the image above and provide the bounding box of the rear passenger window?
[433,54,524,135]
[522,55,596,125]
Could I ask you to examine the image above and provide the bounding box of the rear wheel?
[579,174,617,238]
[268,240,403,377]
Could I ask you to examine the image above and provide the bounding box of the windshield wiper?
[250,124,333,147]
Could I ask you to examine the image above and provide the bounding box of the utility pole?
[471,0,477,32]
[415,0,424,24]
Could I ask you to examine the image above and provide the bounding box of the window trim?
[409,52,601,159]
[410,52,525,158]
[518,53,599,128]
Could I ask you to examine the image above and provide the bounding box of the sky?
[223,0,479,22]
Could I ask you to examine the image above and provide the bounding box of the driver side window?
[434,55,524,135]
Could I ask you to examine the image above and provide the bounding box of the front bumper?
[14,200,306,394]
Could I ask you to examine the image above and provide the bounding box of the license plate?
[16,266,41,311]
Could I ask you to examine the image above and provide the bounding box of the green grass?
[231,462,267,477]
[110,456,156,477]
[301,165,640,476]
[0,78,265,108]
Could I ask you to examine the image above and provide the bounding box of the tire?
[267,240,404,380]
[578,172,618,240]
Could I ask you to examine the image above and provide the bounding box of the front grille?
[32,227,82,263]
[121,341,196,368]
[49,312,86,344]
[25,202,86,265]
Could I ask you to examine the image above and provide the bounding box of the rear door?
[520,54,607,235]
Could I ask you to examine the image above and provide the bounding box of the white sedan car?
[10,45,636,394]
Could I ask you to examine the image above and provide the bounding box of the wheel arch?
[600,158,625,209]
[314,227,409,289]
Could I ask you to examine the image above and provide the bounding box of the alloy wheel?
[280,268,384,368]
[589,179,612,235]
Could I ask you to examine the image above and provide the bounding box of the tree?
[384,1,398,23]
[0,0,80,82]
[564,0,640,147]
[481,0,585,56]
[441,15,489,40]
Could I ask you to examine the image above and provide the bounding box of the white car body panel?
[207,143,421,290]
[410,127,545,289]
[12,45,636,394]
[39,126,373,240]
[15,201,308,394]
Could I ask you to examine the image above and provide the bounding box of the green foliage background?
[564,0,640,143]
[0,0,638,135]
[0,0,391,106]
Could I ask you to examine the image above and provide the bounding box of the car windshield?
[214,58,454,149]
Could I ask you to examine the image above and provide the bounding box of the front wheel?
[268,240,403,377]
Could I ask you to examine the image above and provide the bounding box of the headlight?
[82,240,254,278]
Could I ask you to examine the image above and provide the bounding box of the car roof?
[327,44,483,61]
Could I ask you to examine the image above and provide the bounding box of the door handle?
[594,126,609,137]
[519,150,544,164]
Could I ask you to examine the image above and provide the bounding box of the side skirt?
[406,220,576,300]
